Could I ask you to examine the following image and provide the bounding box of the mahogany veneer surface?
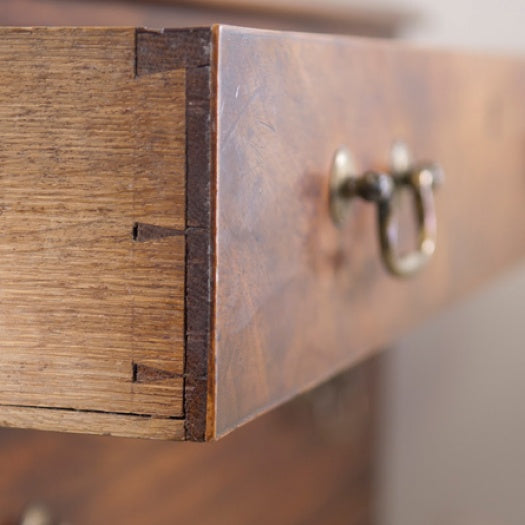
[212,26,525,437]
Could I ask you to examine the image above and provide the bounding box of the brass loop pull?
[330,142,443,278]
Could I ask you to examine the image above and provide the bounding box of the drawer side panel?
[0,28,186,432]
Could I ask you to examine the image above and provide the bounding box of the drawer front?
[211,27,525,437]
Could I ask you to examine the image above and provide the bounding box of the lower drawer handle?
[330,142,443,277]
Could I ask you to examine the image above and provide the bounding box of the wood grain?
[0,28,186,436]
[212,26,525,437]
[0,405,184,440]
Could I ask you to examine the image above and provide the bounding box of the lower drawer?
[0,26,523,440]
[0,361,377,525]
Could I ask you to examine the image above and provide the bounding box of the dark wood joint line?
[132,222,184,242]
[184,61,213,440]
[136,28,213,440]
[135,27,212,75]
[132,362,183,383]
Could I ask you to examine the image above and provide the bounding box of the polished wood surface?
[212,26,525,437]
[0,359,378,525]
[0,28,186,438]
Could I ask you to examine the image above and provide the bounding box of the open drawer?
[0,26,523,440]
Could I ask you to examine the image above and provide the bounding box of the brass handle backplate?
[330,142,443,278]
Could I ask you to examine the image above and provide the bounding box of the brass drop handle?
[330,142,443,278]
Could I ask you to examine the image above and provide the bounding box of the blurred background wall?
[377,264,525,525]
[340,0,525,52]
